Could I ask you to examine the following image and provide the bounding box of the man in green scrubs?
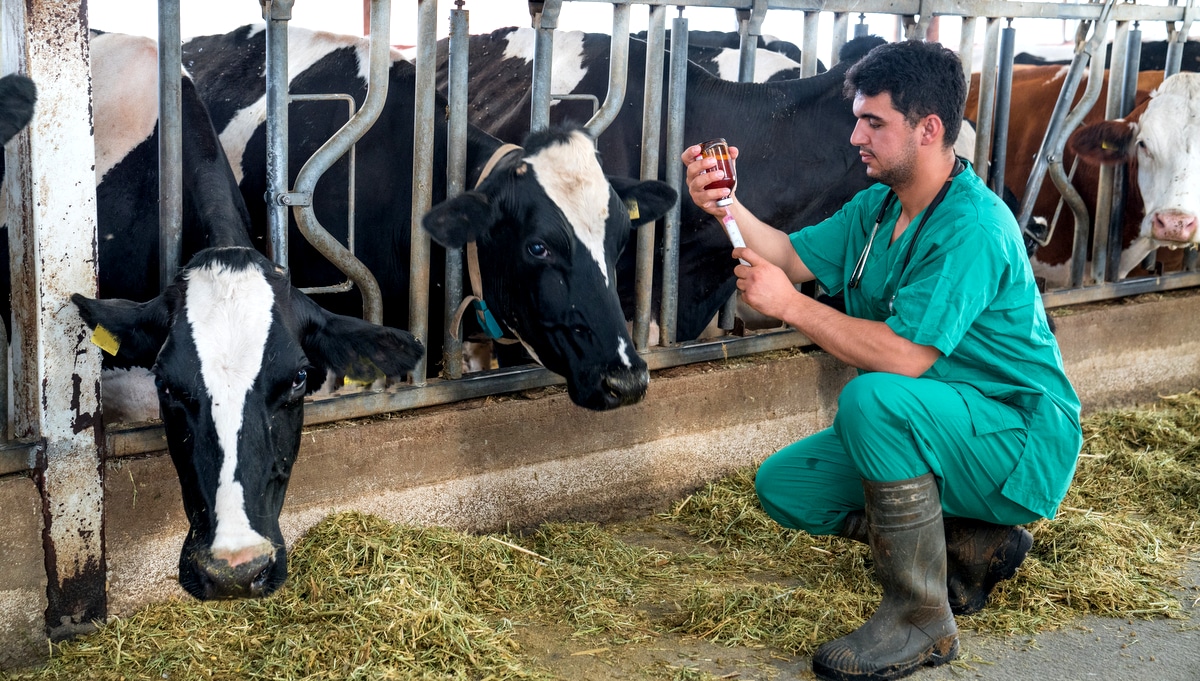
[680,40,1082,681]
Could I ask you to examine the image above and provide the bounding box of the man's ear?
[422,191,500,248]
[290,289,424,392]
[70,293,170,369]
[920,114,945,147]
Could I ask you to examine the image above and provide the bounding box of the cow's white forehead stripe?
[185,261,275,554]
[525,131,612,286]
[219,26,406,184]
[616,337,633,369]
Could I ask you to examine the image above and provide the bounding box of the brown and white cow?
[967,65,1165,286]
[1068,72,1200,276]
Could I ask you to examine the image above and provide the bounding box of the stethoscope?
[848,157,966,292]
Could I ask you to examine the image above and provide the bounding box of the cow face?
[423,128,677,410]
[1070,73,1200,276]
[72,247,423,599]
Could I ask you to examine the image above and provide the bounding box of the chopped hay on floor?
[9,392,1199,680]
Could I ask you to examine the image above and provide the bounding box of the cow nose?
[603,367,649,408]
[1151,210,1198,244]
[196,549,276,600]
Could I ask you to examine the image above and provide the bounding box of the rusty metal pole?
[1,0,106,641]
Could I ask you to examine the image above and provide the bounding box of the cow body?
[1014,39,1200,73]
[181,24,677,410]
[445,31,885,340]
[1069,73,1200,275]
[65,31,425,600]
[966,65,1165,286]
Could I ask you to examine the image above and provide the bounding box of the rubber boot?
[813,474,958,681]
[838,511,1033,616]
[942,517,1033,616]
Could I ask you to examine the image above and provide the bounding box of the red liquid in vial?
[700,138,737,194]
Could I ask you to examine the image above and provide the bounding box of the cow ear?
[70,293,170,369]
[422,191,500,248]
[291,289,424,391]
[607,176,678,227]
[1069,120,1137,165]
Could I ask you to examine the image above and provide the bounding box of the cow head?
[72,247,423,600]
[423,127,677,410]
[1070,73,1200,277]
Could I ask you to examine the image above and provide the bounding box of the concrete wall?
[4,289,1200,668]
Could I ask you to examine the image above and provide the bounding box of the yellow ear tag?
[344,375,375,387]
[90,325,121,356]
[1101,141,1114,150]
[626,199,640,221]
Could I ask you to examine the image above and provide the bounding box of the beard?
[868,141,919,188]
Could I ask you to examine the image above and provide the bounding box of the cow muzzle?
[601,366,650,409]
[193,543,278,600]
[1151,210,1198,244]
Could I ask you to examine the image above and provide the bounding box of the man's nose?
[849,120,868,146]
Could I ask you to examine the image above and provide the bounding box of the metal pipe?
[659,14,689,347]
[263,0,294,268]
[1015,0,1115,237]
[801,11,821,78]
[1063,36,1110,287]
[634,4,666,351]
[973,18,1002,186]
[291,0,389,325]
[958,17,978,87]
[736,0,767,83]
[1093,20,1131,284]
[530,0,560,131]
[408,0,436,383]
[1109,25,1143,279]
[832,12,850,66]
[158,0,182,290]
[990,22,1016,197]
[443,6,470,379]
[585,3,630,137]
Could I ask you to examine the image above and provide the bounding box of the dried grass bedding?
[8,392,1200,680]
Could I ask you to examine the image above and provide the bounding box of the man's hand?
[681,143,740,217]
[732,247,801,322]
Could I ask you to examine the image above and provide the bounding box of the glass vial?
[700,138,736,207]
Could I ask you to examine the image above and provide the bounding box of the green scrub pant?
[756,372,1043,536]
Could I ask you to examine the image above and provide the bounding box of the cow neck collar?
[452,143,523,344]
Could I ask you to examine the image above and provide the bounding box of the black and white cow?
[1014,39,1200,72]
[448,32,886,341]
[181,24,677,410]
[65,32,424,600]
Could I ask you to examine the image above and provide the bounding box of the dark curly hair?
[843,40,966,149]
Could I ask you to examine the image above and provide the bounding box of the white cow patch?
[184,257,275,560]
[524,130,612,286]
[1119,73,1200,276]
[91,33,162,184]
[503,28,589,110]
[218,25,407,184]
[712,47,801,82]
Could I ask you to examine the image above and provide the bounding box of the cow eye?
[292,369,308,391]
[153,374,169,397]
[527,241,549,258]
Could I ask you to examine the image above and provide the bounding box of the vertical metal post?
[1163,0,1194,78]
[801,11,821,78]
[958,17,978,87]
[1109,25,1143,279]
[410,0,437,384]
[973,18,1002,187]
[263,0,295,268]
[157,0,182,291]
[855,13,870,39]
[736,0,767,84]
[832,13,849,66]
[2,0,106,641]
[633,4,666,351]
[659,13,688,347]
[530,0,561,131]
[990,22,1016,196]
[1093,20,1130,284]
[444,6,470,379]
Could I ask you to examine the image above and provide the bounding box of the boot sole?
[812,635,959,681]
[950,526,1034,616]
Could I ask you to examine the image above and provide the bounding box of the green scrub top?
[791,160,1083,519]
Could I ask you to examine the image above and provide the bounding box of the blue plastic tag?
[471,299,504,340]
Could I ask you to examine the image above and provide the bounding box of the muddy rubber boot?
[943,518,1033,616]
[812,474,959,681]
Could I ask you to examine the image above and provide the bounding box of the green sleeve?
[789,194,869,295]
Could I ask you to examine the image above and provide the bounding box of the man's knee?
[835,372,912,434]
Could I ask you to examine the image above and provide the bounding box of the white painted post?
[1,0,106,639]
